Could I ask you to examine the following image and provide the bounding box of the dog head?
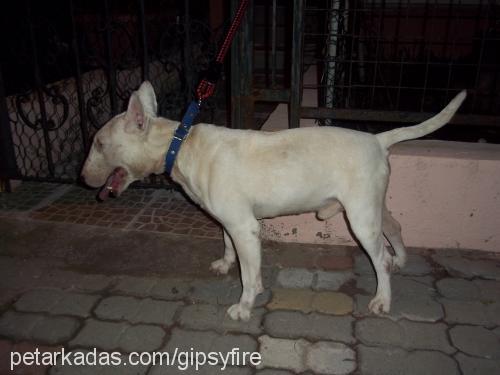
[81,81,168,199]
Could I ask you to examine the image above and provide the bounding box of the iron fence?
[232,0,500,142]
[0,0,226,185]
[301,0,500,138]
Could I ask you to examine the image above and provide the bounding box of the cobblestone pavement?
[1,183,500,374]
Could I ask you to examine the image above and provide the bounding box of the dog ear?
[124,92,146,132]
[137,81,158,117]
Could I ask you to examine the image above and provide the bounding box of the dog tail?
[376,90,467,149]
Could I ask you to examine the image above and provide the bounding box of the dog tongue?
[98,167,127,201]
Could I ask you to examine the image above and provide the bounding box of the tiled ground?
[26,184,221,237]
[131,193,221,238]
[0,244,499,374]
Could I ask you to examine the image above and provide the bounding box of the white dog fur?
[81,82,466,320]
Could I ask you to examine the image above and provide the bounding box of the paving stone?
[355,318,455,354]
[356,275,435,295]
[15,289,99,317]
[69,319,164,352]
[178,304,264,335]
[190,278,271,307]
[472,279,500,301]
[149,278,191,300]
[311,291,353,315]
[355,293,443,322]
[432,255,500,280]
[355,275,377,294]
[354,255,374,275]
[449,325,500,359]
[258,335,308,373]
[358,345,459,375]
[455,352,500,375]
[119,325,166,353]
[261,267,278,288]
[357,275,435,296]
[113,276,157,296]
[441,299,500,326]
[94,296,182,325]
[267,289,353,315]
[0,311,42,340]
[276,268,314,288]
[0,311,79,344]
[264,311,354,343]
[399,253,433,275]
[164,327,257,355]
[30,315,81,344]
[267,288,314,313]
[314,270,354,291]
[436,278,480,300]
[14,289,62,312]
[305,341,356,375]
[393,276,436,297]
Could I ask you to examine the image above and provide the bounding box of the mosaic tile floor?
[26,185,222,238]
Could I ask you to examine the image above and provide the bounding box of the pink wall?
[261,140,500,253]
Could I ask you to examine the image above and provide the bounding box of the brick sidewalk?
[0,183,500,374]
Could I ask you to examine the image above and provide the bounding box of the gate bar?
[26,0,55,177]
[69,0,90,151]
[138,0,150,81]
[103,0,118,115]
[289,0,304,129]
[0,68,19,185]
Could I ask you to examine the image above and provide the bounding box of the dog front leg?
[210,229,236,275]
[225,219,262,321]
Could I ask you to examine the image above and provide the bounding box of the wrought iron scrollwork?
[15,86,69,131]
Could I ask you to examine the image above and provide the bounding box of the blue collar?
[164,101,200,175]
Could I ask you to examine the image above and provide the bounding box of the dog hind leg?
[345,200,393,314]
[382,206,407,270]
[210,229,236,275]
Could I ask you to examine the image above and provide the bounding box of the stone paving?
[0,183,500,374]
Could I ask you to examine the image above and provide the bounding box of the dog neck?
[145,117,179,173]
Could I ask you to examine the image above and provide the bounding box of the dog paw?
[368,295,390,315]
[227,303,251,321]
[210,258,232,275]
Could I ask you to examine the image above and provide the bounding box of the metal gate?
[0,0,224,186]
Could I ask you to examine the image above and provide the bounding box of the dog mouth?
[98,167,128,201]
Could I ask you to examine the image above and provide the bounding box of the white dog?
[81,82,466,320]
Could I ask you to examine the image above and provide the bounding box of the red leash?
[196,0,250,102]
